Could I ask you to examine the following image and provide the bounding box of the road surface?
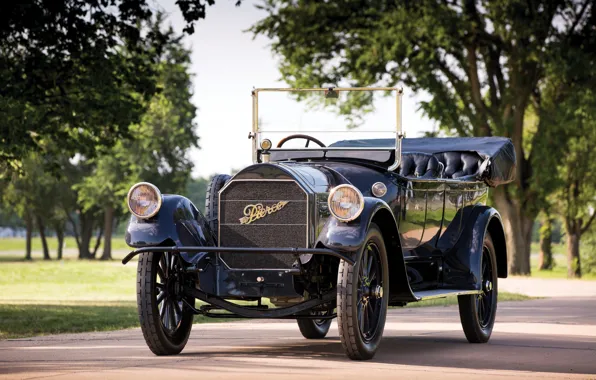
[1,294,595,380]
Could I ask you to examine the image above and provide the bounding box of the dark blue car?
[122,87,516,360]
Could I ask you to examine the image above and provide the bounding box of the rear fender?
[125,195,216,264]
[443,206,507,290]
[317,198,417,302]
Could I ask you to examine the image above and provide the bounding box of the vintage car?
[122,87,516,360]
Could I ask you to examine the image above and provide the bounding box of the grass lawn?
[403,291,531,308]
[0,259,234,339]
[529,242,596,280]
[2,237,594,279]
[0,236,130,255]
[0,258,533,339]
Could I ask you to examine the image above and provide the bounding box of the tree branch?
[567,0,590,39]
[434,57,478,131]
[581,211,596,235]
[466,44,492,136]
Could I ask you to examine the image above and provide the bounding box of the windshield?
[253,87,402,153]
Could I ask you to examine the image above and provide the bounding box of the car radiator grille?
[218,180,308,269]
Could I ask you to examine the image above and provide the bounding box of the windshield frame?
[251,87,404,170]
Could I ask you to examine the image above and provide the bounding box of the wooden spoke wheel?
[137,252,195,355]
[458,233,498,343]
[337,224,389,360]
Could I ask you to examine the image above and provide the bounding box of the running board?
[413,289,482,301]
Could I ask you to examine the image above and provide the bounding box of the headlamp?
[127,182,162,219]
[328,184,364,222]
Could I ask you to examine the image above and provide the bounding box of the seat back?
[433,152,482,180]
[399,153,442,178]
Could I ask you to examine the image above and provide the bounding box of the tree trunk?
[538,215,554,270]
[493,187,533,275]
[92,226,104,259]
[566,222,582,278]
[66,211,82,254]
[55,224,64,260]
[36,215,51,260]
[100,205,114,261]
[24,211,33,260]
[79,214,94,259]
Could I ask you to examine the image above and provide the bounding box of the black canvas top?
[330,137,516,186]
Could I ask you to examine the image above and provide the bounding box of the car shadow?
[178,333,596,375]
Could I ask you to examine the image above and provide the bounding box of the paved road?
[500,277,596,297]
[1,296,595,380]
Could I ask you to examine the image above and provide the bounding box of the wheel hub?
[166,274,182,298]
[483,280,493,292]
[372,285,383,299]
[360,284,383,299]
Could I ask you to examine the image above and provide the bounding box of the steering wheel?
[276,134,327,148]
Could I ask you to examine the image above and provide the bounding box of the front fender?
[317,197,417,303]
[443,206,505,290]
[316,197,393,252]
[124,195,216,263]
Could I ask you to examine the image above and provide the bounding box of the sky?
[158,0,436,178]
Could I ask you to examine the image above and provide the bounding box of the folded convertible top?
[330,137,516,187]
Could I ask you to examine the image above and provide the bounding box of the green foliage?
[537,79,596,276]
[2,155,69,231]
[1,16,200,260]
[76,24,198,215]
[0,1,222,174]
[532,218,564,244]
[251,0,596,275]
[583,227,596,275]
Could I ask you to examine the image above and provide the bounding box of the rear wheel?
[458,233,498,343]
[297,310,332,339]
[337,224,389,360]
[137,252,195,355]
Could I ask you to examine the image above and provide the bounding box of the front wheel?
[337,224,389,360]
[458,233,498,343]
[137,252,195,355]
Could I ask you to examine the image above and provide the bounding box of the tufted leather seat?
[433,151,483,180]
[399,153,443,178]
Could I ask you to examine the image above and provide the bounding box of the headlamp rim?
[327,184,364,222]
[127,182,163,219]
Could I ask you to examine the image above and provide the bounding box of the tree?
[0,0,230,174]
[537,212,554,270]
[251,0,596,274]
[76,24,199,260]
[1,154,64,260]
[549,90,596,278]
[2,177,35,260]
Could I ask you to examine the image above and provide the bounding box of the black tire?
[297,312,332,339]
[458,232,498,343]
[337,224,389,360]
[137,252,195,355]
[205,174,231,237]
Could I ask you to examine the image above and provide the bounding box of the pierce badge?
[239,201,289,225]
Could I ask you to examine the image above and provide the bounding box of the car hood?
[232,162,399,199]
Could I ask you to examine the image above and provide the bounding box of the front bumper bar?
[122,246,355,266]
